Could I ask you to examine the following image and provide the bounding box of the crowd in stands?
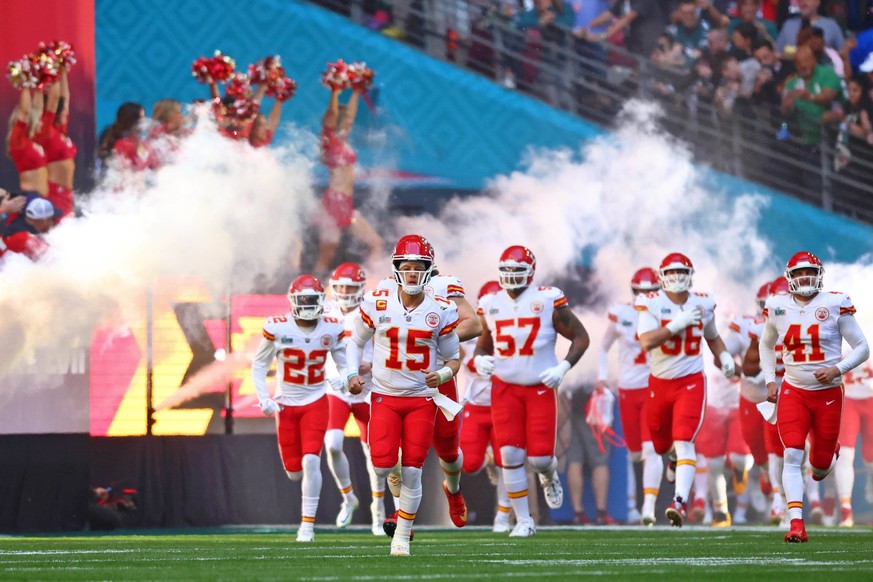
[316,0,873,201]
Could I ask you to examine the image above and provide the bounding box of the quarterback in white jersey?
[474,245,590,538]
[635,253,735,528]
[322,262,386,535]
[377,267,482,529]
[346,235,461,557]
[251,274,347,543]
[597,267,663,525]
[759,251,869,543]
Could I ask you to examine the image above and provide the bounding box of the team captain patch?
[376,300,388,311]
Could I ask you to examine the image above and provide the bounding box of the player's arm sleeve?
[347,311,375,378]
[837,315,869,374]
[597,322,620,382]
[636,309,659,335]
[702,308,719,341]
[330,332,348,376]
[759,320,779,385]
[438,330,461,361]
[252,336,277,402]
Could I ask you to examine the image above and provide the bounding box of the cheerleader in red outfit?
[6,88,48,197]
[35,71,77,218]
[312,88,382,275]
[97,102,157,172]
[249,98,282,148]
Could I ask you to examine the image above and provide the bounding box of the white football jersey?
[358,286,460,396]
[844,360,873,400]
[604,303,649,389]
[459,337,492,406]
[479,285,567,386]
[635,290,718,380]
[744,319,785,403]
[763,291,856,391]
[324,301,373,404]
[254,312,346,406]
[727,314,758,356]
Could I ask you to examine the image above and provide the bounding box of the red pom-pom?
[7,57,39,90]
[249,55,284,86]
[267,76,297,102]
[224,72,251,100]
[38,41,77,70]
[348,61,375,93]
[192,50,236,84]
[321,59,351,91]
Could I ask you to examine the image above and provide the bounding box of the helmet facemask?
[786,267,822,297]
[393,260,432,295]
[659,268,693,293]
[330,281,365,310]
[498,263,532,290]
[290,290,324,320]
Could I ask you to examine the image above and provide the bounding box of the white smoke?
[0,115,317,378]
[397,101,782,384]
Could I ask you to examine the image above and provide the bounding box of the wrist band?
[436,366,453,384]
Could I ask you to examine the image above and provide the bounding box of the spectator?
[703,26,730,62]
[728,0,778,45]
[782,45,842,145]
[849,23,873,73]
[775,0,845,56]
[837,75,873,155]
[35,69,77,219]
[668,0,712,64]
[799,25,846,76]
[564,385,617,525]
[713,53,746,114]
[694,0,730,29]
[515,0,575,102]
[6,88,48,197]
[4,196,59,237]
[752,38,796,107]
[587,0,671,58]
[730,21,760,61]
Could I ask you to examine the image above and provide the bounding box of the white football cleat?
[371,499,386,536]
[493,510,511,533]
[390,539,410,556]
[509,518,536,538]
[335,496,359,527]
[387,473,402,498]
[296,527,315,542]
[626,508,642,525]
[641,513,656,527]
[539,473,564,509]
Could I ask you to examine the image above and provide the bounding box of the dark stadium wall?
[0,0,97,193]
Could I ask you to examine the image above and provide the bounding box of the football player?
[252,274,347,542]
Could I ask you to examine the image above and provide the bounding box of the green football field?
[1,526,872,581]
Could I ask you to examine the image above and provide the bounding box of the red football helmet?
[630,267,660,294]
[330,262,366,310]
[658,253,694,293]
[391,234,434,295]
[287,274,325,320]
[784,251,824,297]
[756,281,771,311]
[498,245,536,290]
[769,276,790,296]
[478,280,502,300]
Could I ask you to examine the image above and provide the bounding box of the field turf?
[1,525,872,581]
